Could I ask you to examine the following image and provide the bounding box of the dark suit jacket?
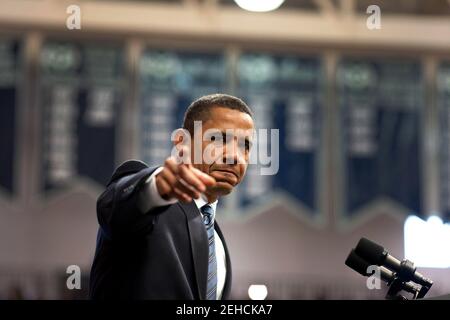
[89,160,232,299]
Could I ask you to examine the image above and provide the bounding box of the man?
[89,93,254,299]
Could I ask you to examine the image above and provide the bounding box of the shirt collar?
[193,193,218,214]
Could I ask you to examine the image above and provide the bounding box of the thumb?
[191,167,216,187]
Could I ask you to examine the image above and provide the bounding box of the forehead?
[204,106,254,131]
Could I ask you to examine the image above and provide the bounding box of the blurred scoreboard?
[438,62,450,221]
[0,38,20,196]
[2,35,450,221]
[39,40,124,193]
[338,58,423,217]
[237,53,322,215]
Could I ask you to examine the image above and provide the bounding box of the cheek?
[192,163,208,173]
[239,164,248,179]
[202,142,222,163]
[195,163,210,175]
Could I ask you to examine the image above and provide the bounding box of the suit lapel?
[178,201,209,300]
[215,221,232,300]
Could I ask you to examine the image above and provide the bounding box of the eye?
[209,134,224,144]
[245,140,250,151]
[238,140,251,152]
[222,133,228,143]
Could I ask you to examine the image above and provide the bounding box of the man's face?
[191,106,254,198]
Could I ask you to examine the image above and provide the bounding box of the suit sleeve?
[96,161,169,239]
[137,166,178,213]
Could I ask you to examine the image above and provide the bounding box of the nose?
[222,138,245,165]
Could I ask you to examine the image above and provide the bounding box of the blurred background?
[1,0,450,300]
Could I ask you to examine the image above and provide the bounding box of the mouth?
[212,169,239,181]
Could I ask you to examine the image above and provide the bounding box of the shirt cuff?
[137,166,178,214]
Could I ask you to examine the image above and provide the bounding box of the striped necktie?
[201,204,217,300]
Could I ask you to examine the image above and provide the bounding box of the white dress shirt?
[137,167,227,299]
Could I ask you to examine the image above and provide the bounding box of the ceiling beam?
[183,0,200,6]
[0,0,450,52]
[340,0,356,19]
[313,0,337,17]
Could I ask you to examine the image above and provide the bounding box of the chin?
[212,182,234,196]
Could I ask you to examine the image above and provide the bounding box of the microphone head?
[345,249,371,276]
[355,237,386,266]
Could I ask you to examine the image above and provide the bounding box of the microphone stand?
[384,259,432,300]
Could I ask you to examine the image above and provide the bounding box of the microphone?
[354,237,433,288]
[345,249,420,295]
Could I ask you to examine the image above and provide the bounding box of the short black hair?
[182,93,253,134]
